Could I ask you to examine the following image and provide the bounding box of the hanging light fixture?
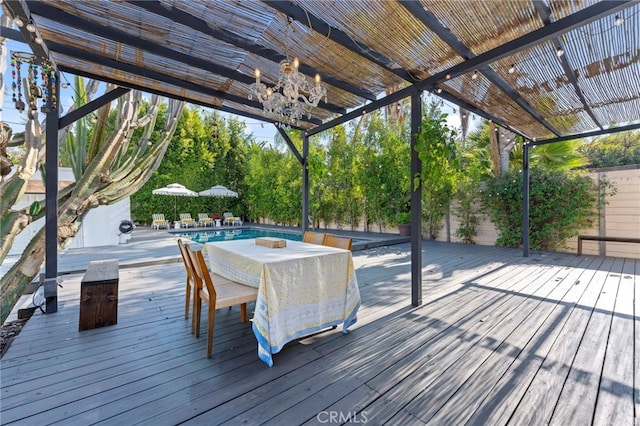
[249,17,326,125]
[25,19,36,33]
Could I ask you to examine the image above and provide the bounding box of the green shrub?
[480,168,607,251]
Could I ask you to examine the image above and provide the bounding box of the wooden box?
[255,237,287,248]
[79,259,119,331]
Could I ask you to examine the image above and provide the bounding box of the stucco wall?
[8,168,132,256]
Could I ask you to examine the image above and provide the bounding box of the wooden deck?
[1,241,638,425]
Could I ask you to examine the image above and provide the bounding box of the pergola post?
[302,133,310,232]
[44,71,60,313]
[411,93,423,306]
[522,139,530,257]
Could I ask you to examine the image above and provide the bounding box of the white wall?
[67,198,132,248]
[8,168,131,256]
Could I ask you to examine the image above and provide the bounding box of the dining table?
[205,238,361,367]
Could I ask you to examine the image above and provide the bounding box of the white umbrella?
[198,185,238,198]
[152,183,198,221]
[198,185,238,216]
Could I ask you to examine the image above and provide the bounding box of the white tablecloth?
[205,239,360,366]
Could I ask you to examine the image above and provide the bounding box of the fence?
[439,165,640,259]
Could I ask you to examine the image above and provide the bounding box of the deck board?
[508,256,620,425]
[591,258,636,425]
[423,255,602,425]
[464,255,606,426]
[1,241,638,425]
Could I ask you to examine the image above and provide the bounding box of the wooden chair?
[186,244,258,358]
[303,231,327,245]
[177,239,197,334]
[324,235,353,250]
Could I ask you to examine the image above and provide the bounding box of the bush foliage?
[480,167,602,250]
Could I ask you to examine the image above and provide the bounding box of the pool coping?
[167,224,409,252]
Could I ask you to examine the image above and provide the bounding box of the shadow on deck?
[1,241,638,425]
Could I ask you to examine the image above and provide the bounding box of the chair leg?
[191,284,198,335]
[194,296,202,338]
[185,278,191,320]
[240,303,247,323]
[206,303,215,358]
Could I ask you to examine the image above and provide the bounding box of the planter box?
[398,224,411,236]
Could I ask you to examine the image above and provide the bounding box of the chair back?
[324,235,353,250]
[177,239,195,281]
[303,231,327,245]
[223,212,233,219]
[186,245,216,301]
[180,213,193,221]
[152,213,166,221]
[198,213,209,221]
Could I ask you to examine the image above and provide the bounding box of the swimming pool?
[174,227,302,244]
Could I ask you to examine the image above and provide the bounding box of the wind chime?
[10,52,57,118]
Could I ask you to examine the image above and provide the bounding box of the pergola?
[3,0,639,313]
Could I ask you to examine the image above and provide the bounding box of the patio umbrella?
[152,183,198,221]
[198,185,238,216]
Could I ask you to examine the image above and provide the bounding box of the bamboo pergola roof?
[3,0,640,141]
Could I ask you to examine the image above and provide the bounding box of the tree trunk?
[500,130,516,176]
[489,122,500,177]
[459,108,469,148]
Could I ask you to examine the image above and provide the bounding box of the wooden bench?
[577,235,640,256]
[79,259,119,331]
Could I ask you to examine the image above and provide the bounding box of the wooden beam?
[58,65,314,129]
[59,87,131,129]
[4,0,55,66]
[44,71,60,313]
[263,0,415,82]
[401,1,562,137]
[532,122,640,146]
[533,1,603,130]
[28,3,253,87]
[411,93,422,307]
[126,0,374,102]
[276,127,303,164]
[47,41,325,123]
[307,0,633,137]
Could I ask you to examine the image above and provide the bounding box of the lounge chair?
[303,231,327,245]
[151,213,169,230]
[223,212,243,226]
[198,213,213,228]
[179,213,197,228]
[186,244,258,357]
[324,235,353,250]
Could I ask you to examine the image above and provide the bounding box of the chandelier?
[248,17,326,125]
[249,58,326,125]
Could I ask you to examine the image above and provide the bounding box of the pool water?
[175,227,302,244]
